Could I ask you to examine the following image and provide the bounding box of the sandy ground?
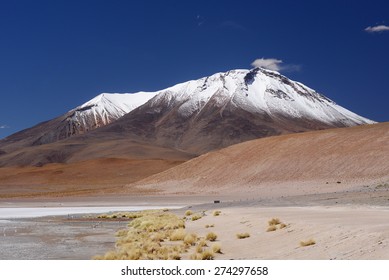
[0,189,388,260]
[179,203,389,260]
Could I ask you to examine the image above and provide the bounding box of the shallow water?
[0,205,182,219]
[0,205,183,259]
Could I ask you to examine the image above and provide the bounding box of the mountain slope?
[97,68,374,154]
[0,92,157,153]
[128,122,389,197]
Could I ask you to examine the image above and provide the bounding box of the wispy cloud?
[0,125,9,129]
[365,25,389,33]
[251,58,301,72]
[251,58,283,71]
[196,15,205,27]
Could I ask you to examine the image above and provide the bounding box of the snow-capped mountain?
[99,67,375,154]
[0,67,375,165]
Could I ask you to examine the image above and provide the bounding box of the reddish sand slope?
[130,122,389,197]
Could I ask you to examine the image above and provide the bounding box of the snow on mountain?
[66,91,157,135]
[147,68,374,127]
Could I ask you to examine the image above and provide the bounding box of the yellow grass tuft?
[200,250,215,260]
[212,243,222,254]
[183,233,198,246]
[206,232,218,242]
[300,239,316,247]
[195,245,204,253]
[198,239,208,248]
[268,218,281,226]
[236,232,250,239]
[266,225,277,232]
[185,210,193,216]
[213,210,221,216]
[191,214,202,221]
[189,250,215,260]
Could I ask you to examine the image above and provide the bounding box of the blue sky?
[1,0,388,139]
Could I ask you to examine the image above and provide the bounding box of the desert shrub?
[189,250,215,260]
[268,218,281,226]
[185,210,193,216]
[206,232,217,241]
[195,245,203,253]
[267,225,277,232]
[213,210,221,216]
[200,250,214,260]
[300,239,316,247]
[205,224,215,228]
[279,223,287,229]
[198,239,208,248]
[212,243,222,254]
[183,233,198,246]
[191,214,202,221]
[236,232,250,239]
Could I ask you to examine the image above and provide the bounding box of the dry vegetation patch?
[185,210,193,216]
[266,225,277,232]
[190,250,215,260]
[268,218,281,226]
[94,210,188,260]
[206,232,218,242]
[236,232,250,239]
[266,218,288,232]
[191,214,202,221]
[213,210,221,216]
[300,239,316,247]
[94,209,224,260]
[183,233,198,246]
[212,243,222,254]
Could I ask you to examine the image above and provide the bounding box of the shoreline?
[0,205,185,219]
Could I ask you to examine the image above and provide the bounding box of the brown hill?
[0,137,193,198]
[128,122,389,198]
